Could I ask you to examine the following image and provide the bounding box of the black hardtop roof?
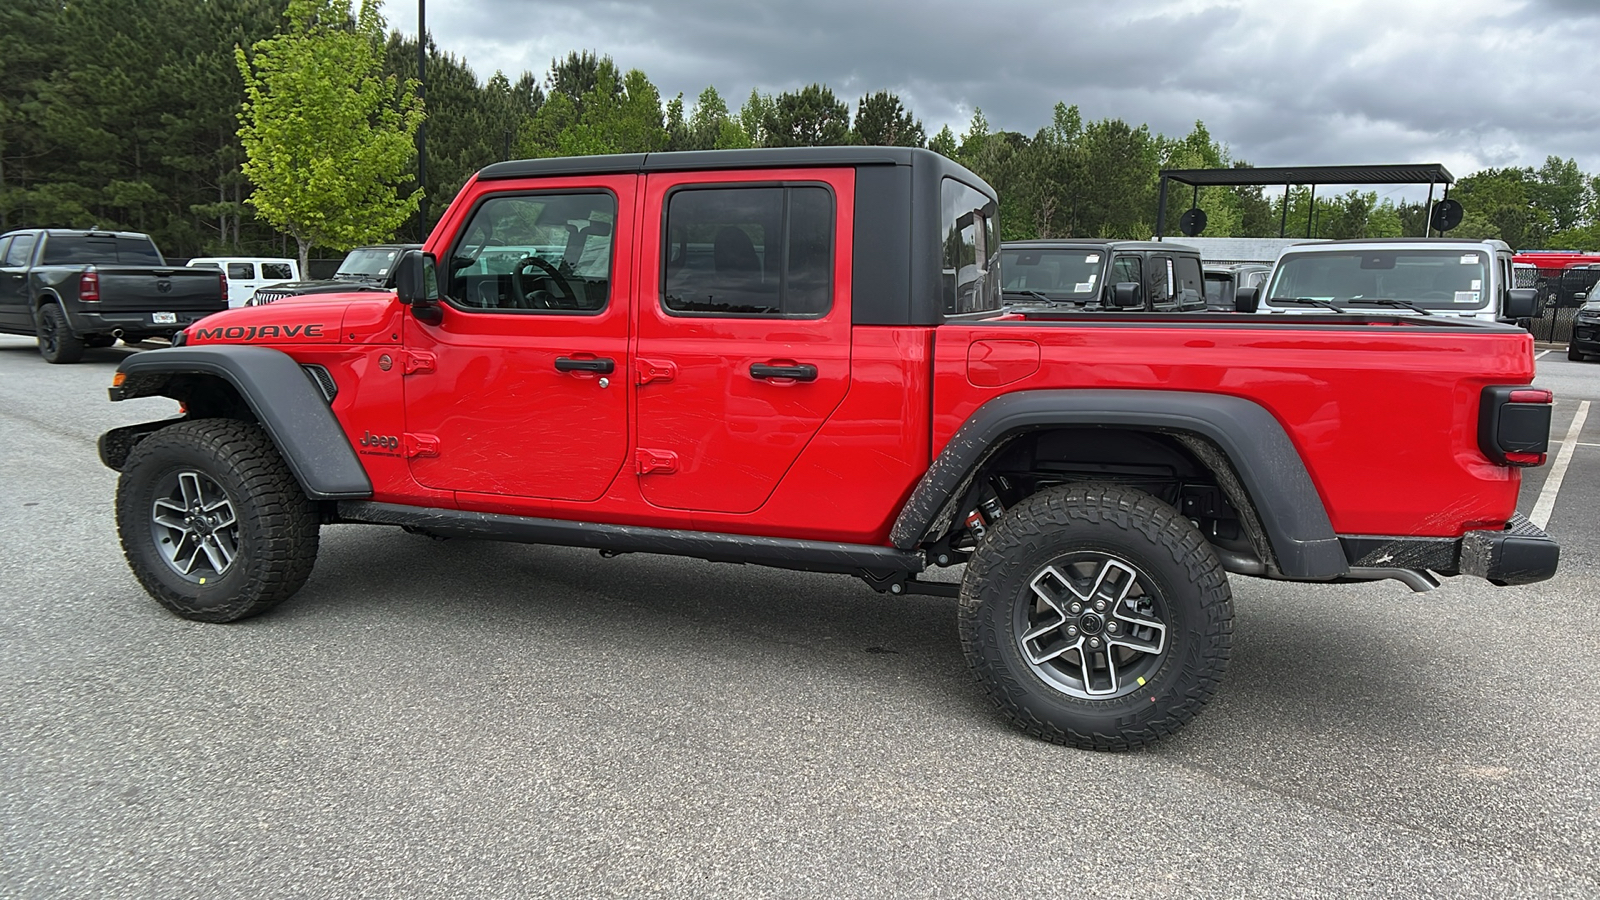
[1004,239,1200,254]
[476,146,991,193]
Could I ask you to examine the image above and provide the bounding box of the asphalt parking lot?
[2,334,1597,898]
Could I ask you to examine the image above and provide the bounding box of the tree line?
[3,0,1598,260]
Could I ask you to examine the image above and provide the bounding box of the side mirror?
[1110,282,1142,308]
[395,250,442,324]
[1234,285,1260,313]
[1503,288,1539,321]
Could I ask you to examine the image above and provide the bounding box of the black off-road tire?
[1570,345,1587,362]
[36,303,84,364]
[83,333,118,348]
[959,484,1233,750]
[116,419,319,622]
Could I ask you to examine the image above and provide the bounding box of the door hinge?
[634,448,678,475]
[635,358,677,386]
[404,433,440,458]
[403,350,436,375]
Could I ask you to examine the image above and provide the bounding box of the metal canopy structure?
[1155,163,1456,239]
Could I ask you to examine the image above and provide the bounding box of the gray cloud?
[386,0,1600,178]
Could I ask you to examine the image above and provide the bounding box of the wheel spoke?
[1026,634,1081,665]
[1088,559,1138,608]
[178,536,206,574]
[1077,644,1116,695]
[178,472,204,510]
[152,514,188,532]
[199,534,233,572]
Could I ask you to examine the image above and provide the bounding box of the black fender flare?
[106,345,372,500]
[890,389,1348,580]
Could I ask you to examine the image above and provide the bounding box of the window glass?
[446,192,616,312]
[261,262,294,280]
[227,263,255,279]
[1266,249,1490,310]
[1176,256,1203,295]
[663,185,834,317]
[1204,273,1232,307]
[1001,249,1103,300]
[940,178,1001,315]
[5,234,36,266]
[1108,255,1143,304]
[40,234,162,265]
[0,237,12,265]
[1146,256,1175,305]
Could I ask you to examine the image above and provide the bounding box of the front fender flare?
[891,389,1348,580]
[107,345,372,500]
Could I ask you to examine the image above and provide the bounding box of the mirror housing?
[395,250,442,324]
[1234,285,1260,313]
[1503,288,1539,321]
[1110,282,1142,309]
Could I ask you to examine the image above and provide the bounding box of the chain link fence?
[1519,265,1599,344]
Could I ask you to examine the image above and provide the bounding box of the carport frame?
[1155,163,1455,240]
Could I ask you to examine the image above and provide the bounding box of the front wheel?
[959,484,1233,750]
[1570,345,1587,362]
[116,419,319,622]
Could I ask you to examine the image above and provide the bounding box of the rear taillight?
[1479,385,1553,467]
[79,271,100,301]
[219,271,228,300]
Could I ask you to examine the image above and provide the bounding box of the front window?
[941,178,1001,315]
[1264,249,1491,310]
[1001,248,1103,302]
[335,247,405,281]
[445,192,616,312]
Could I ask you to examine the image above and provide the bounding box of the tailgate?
[94,267,227,313]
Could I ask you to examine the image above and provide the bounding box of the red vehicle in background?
[98,148,1558,750]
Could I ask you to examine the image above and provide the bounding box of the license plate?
[152,312,177,324]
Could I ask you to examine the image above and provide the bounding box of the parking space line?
[1530,400,1589,530]
[1536,349,1551,359]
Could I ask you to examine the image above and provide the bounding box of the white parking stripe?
[1530,400,1590,530]
[1537,349,1551,359]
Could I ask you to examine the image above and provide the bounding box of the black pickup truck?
[0,229,227,362]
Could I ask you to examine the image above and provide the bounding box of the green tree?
[687,86,749,150]
[928,124,957,158]
[852,91,924,147]
[519,64,666,157]
[236,0,423,272]
[763,84,850,147]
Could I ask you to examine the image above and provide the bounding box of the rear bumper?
[64,307,221,336]
[1340,514,1560,586]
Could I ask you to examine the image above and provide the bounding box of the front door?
[0,233,37,330]
[403,177,636,502]
[633,168,854,514]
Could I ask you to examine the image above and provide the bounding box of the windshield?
[1264,249,1490,310]
[335,247,403,280]
[1000,248,1104,301]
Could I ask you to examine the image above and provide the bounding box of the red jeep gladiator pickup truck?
[98,147,1558,749]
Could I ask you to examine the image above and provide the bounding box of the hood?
[183,295,403,346]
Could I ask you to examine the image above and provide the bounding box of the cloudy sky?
[383,0,1600,185]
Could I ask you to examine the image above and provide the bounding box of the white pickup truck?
[1240,238,1534,323]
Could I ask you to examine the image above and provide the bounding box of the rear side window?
[227,263,255,279]
[1176,256,1204,301]
[940,178,1000,315]
[5,234,37,267]
[41,234,163,266]
[663,185,834,317]
[261,262,294,280]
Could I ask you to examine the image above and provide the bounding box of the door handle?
[555,356,615,374]
[750,363,818,382]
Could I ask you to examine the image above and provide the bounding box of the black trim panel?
[337,501,925,577]
[890,389,1347,580]
[851,164,913,325]
[109,346,372,499]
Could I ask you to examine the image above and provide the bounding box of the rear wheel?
[36,304,84,364]
[959,484,1233,750]
[117,419,319,622]
[1570,345,1587,362]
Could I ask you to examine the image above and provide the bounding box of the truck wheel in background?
[35,304,85,364]
[959,484,1233,750]
[116,419,319,623]
[1570,345,1587,362]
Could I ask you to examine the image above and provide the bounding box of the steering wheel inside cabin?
[510,256,577,309]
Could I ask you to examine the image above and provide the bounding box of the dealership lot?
[2,334,1597,898]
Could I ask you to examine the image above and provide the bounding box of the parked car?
[186,257,299,308]
[0,228,226,362]
[1000,240,1207,311]
[1203,263,1271,311]
[248,244,419,305]
[101,147,1556,751]
[1567,269,1599,361]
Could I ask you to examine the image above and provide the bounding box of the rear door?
[226,262,257,307]
[403,175,636,502]
[633,168,854,514]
